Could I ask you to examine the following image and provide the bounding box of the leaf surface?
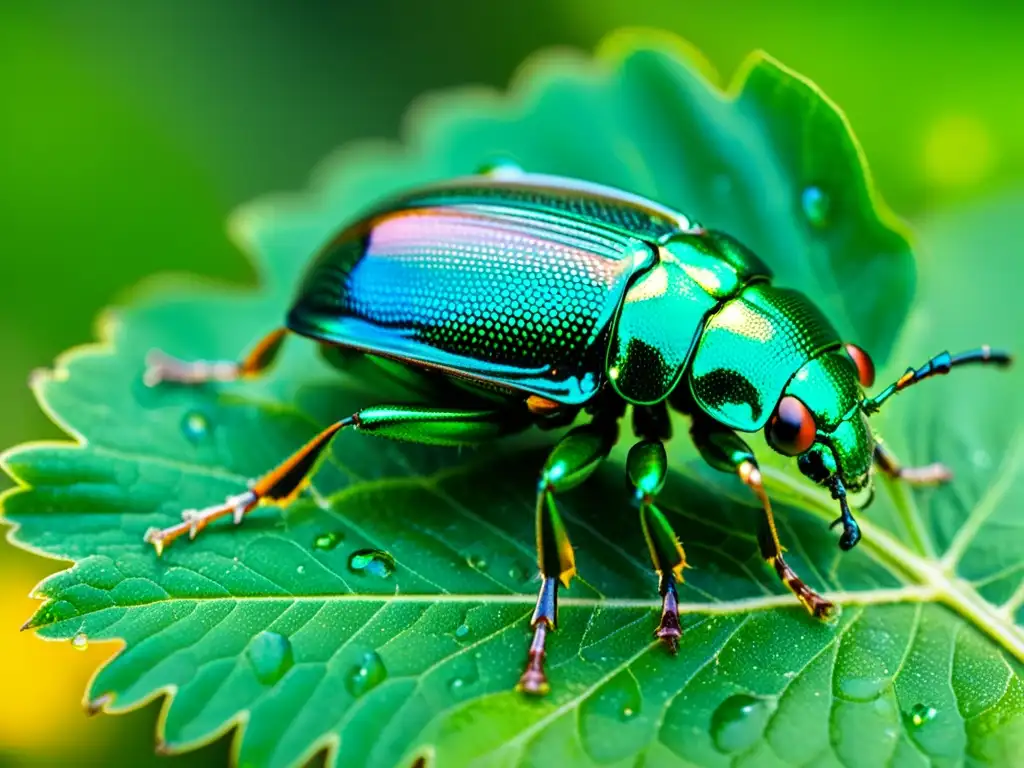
[5,30,1021,768]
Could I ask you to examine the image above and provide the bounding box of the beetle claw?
[144,492,257,553]
[144,350,239,387]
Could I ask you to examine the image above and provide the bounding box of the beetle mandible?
[142,169,1011,695]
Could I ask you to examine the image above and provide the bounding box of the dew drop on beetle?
[347,549,396,579]
[72,632,88,651]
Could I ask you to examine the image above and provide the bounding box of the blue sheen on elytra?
[289,203,651,404]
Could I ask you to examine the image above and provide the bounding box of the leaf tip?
[85,692,114,717]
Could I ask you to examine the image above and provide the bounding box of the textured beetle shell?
[288,172,847,426]
[288,204,652,404]
[690,284,842,431]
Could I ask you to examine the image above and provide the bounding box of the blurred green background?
[1,1,1020,765]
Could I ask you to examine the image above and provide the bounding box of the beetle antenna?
[862,346,1011,414]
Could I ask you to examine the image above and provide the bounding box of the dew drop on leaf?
[454,624,470,640]
[710,694,776,754]
[246,631,294,685]
[181,411,211,443]
[801,185,831,227]
[837,672,889,702]
[580,672,643,739]
[296,565,305,575]
[347,549,396,579]
[446,659,480,697]
[466,554,488,571]
[345,651,387,697]
[72,632,88,651]
[313,531,345,551]
[873,697,894,716]
[908,703,938,727]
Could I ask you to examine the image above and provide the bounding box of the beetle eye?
[765,396,817,456]
[844,343,876,388]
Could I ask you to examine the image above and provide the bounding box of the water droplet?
[455,624,470,640]
[579,673,644,761]
[71,632,88,651]
[800,185,831,228]
[345,651,387,697]
[476,159,523,178]
[837,673,889,702]
[908,703,938,727]
[313,531,345,551]
[710,694,776,754]
[296,565,306,575]
[507,564,528,583]
[466,554,488,571]
[347,549,396,579]
[181,411,210,443]
[448,677,467,692]
[445,655,480,698]
[246,631,293,685]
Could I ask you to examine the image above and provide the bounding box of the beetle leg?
[874,441,953,486]
[690,421,834,619]
[144,405,530,554]
[144,328,289,387]
[627,439,687,653]
[518,420,617,696]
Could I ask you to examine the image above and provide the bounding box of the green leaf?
[5,29,1020,768]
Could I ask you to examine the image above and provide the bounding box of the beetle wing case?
[288,202,651,404]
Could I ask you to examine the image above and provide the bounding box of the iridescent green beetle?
[142,169,1010,695]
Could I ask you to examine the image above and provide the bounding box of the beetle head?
[768,342,1013,493]
[765,345,876,494]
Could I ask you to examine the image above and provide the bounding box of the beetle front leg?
[627,439,687,652]
[874,441,953,486]
[144,404,529,554]
[518,420,617,696]
[690,421,834,619]
[144,327,289,386]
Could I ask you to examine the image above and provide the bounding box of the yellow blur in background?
[0,567,119,754]
[1,1,1021,765]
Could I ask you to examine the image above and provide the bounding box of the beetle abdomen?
[288,206,652,404]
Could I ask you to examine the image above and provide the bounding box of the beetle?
[142,168,1011,695]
